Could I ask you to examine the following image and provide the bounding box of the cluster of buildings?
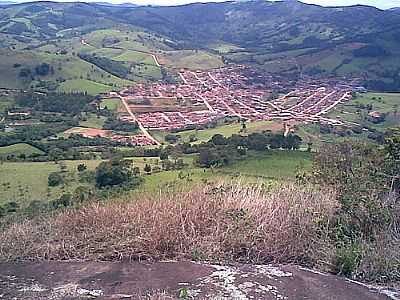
[117,65,358,137]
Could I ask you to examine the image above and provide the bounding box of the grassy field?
[58,79,114,95]
[0,157,162,205]
[0,160,101,205]
[113,50,156,65]
[209,43,244,54]
[162,50,223,70]
[152,120,283,144]
[0,96,13,112]
[101,98,121,111]
[0,49,133,92]
[220,150,312,179]
[327,92,400,131]
[0,143,44,158]
[0,149,312,205]
[79,113,107,129]
[352,93,400,113]
[135,150,311,193]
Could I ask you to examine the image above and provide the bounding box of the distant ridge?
[0,1,17,5]
[93,2,138,7]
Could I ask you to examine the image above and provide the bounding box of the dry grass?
[139,291,177,300]
[0,183,338,264]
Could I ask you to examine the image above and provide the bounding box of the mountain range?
[1,0,400,91]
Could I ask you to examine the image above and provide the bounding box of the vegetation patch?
[162,50,223,70]
[100,98,120,111]
[220,151,312,179]
[0,143,44,159]
[58,79,114,95]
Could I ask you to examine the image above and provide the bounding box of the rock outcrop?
[0,261,398,299]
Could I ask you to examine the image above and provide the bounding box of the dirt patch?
[64,127,112,138]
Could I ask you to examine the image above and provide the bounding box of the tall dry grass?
[0,183,338,264]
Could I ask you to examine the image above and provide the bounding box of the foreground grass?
[0,183,337,263]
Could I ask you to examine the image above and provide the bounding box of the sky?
[101,0,399,9]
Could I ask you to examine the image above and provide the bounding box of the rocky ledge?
[0,261,399,299]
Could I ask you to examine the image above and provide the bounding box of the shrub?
[77,163,87,172]
[95,159,139,188]
[3,202,19,213]
[48,172,63,187]
[333,243,363,277]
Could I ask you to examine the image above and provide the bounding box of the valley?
[1,1,400,296]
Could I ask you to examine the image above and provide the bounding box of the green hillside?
[1,1,400,92]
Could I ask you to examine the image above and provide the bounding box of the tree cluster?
[16,92,93,115]
[195,132,302,168]
[103,116,139,132]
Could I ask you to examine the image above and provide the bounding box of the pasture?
[220,150,312,179]
[161,50,223,70]
[152,120,283,144]
[0,148,312,205]
[0,160,99,206]
[327,92,400,130]
[101,98,121,111]
[79,113,107,129]
[58,79,114,95]
[0,143,44,158]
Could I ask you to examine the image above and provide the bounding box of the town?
[110,65,358,145]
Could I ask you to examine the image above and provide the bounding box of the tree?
[189,134,198,143]
[77,163,87,172]
[35,63,51,76]
[197,148,217,168]
[3,201,19,213]
[211,134,227,145]
[165,134,179,144]
[307,142,313,152]
[52,193,72,209]
[312,141,397,240]
[159,151,169,160]
[48,172,63,187]
[95,159,134,188]
[144,164,152,174]
[72,186,92,204]
[133,166,140,176]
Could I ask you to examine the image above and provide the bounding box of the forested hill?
[1,0,400,90]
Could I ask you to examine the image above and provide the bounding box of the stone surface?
[0,261,398,299]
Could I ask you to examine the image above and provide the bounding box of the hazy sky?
[3,0,399,9]
[108,0,399,9]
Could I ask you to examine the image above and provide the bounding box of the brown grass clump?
[0,183,338,264]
